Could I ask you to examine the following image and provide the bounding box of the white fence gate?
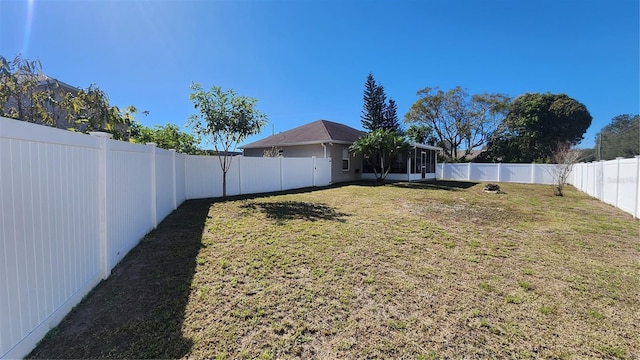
[0,117,331,359]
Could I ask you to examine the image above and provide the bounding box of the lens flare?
[22,0,35,56]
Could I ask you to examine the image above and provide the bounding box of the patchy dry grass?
[30,182,639,359]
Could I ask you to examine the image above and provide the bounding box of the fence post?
[312,156,316,186]
[170,149,177,210]
[530,163,535,184]
[497,163,501,182]
[237,155,243,195]
[279,156,284,191]
[615,157,623,208]
[89,132,112,279]
[467,162,472,181]
[147,143,158,229]
[635,156,640,219]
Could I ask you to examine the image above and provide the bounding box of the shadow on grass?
[28,199,213,359]
[242,201,349,223]
[390,180,479,191]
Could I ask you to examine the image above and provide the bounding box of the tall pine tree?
[361,73,387,131]
[361,73,402,133]
[382,98,402,134]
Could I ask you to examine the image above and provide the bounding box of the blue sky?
[1,0,638,149]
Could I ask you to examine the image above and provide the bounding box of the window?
[278,149,284,157]
[342,147,350,171]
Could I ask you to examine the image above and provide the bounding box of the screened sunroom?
[361,143,441,181]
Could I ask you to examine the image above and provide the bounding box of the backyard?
[29,181,639,359]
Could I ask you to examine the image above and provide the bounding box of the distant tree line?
[594,114,639,161]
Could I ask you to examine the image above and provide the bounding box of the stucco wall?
[327,144,363,183]
[243,144,324,158]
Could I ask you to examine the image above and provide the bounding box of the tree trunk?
[554,185,563,196]
[222,171,227,198]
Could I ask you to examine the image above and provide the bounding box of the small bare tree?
[552,142,582,196]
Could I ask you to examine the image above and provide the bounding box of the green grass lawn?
[29,181,639,359]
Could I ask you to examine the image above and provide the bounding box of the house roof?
[17,74,79,93]
[241,120,367,149]
[411,143,442,151]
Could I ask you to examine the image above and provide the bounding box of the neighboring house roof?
[241,119,367,149]
[16,73,80,94]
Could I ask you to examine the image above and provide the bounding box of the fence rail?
[0,117,330,359]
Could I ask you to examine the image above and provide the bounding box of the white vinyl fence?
[570,157,640,218]
[437,160,640,218]
[0,117,331,359]
[437,162,559,184]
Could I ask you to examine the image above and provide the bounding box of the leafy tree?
[404,86,509,161]
[360,73,402,133]
[187,83,267,197]
[595,114,639,160]
[0,54,135,139]
[406,124,436,145]
[0,54,56,125]
[349,128,411,181]
[131,122,202,154]
[482,93,592,163]
[64,85,132,139]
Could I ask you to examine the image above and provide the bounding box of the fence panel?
[185,155,219,199]
[239,157,281,194]
[499,164,531,183]
[155,148,175,221]
[175,153,187,204]
[0,118,102,359]
[601,161,619,206]
[469,163,499,182]
[282,158,314,190]
[443,164,468,180]
[617,158,639,215]
[534,164,557,185]
[106,140,154,271]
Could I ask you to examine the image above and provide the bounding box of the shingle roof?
[241,120,367,149]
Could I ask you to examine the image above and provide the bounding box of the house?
[240,119,366,183]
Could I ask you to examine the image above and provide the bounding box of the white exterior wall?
[243,144,324,158]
